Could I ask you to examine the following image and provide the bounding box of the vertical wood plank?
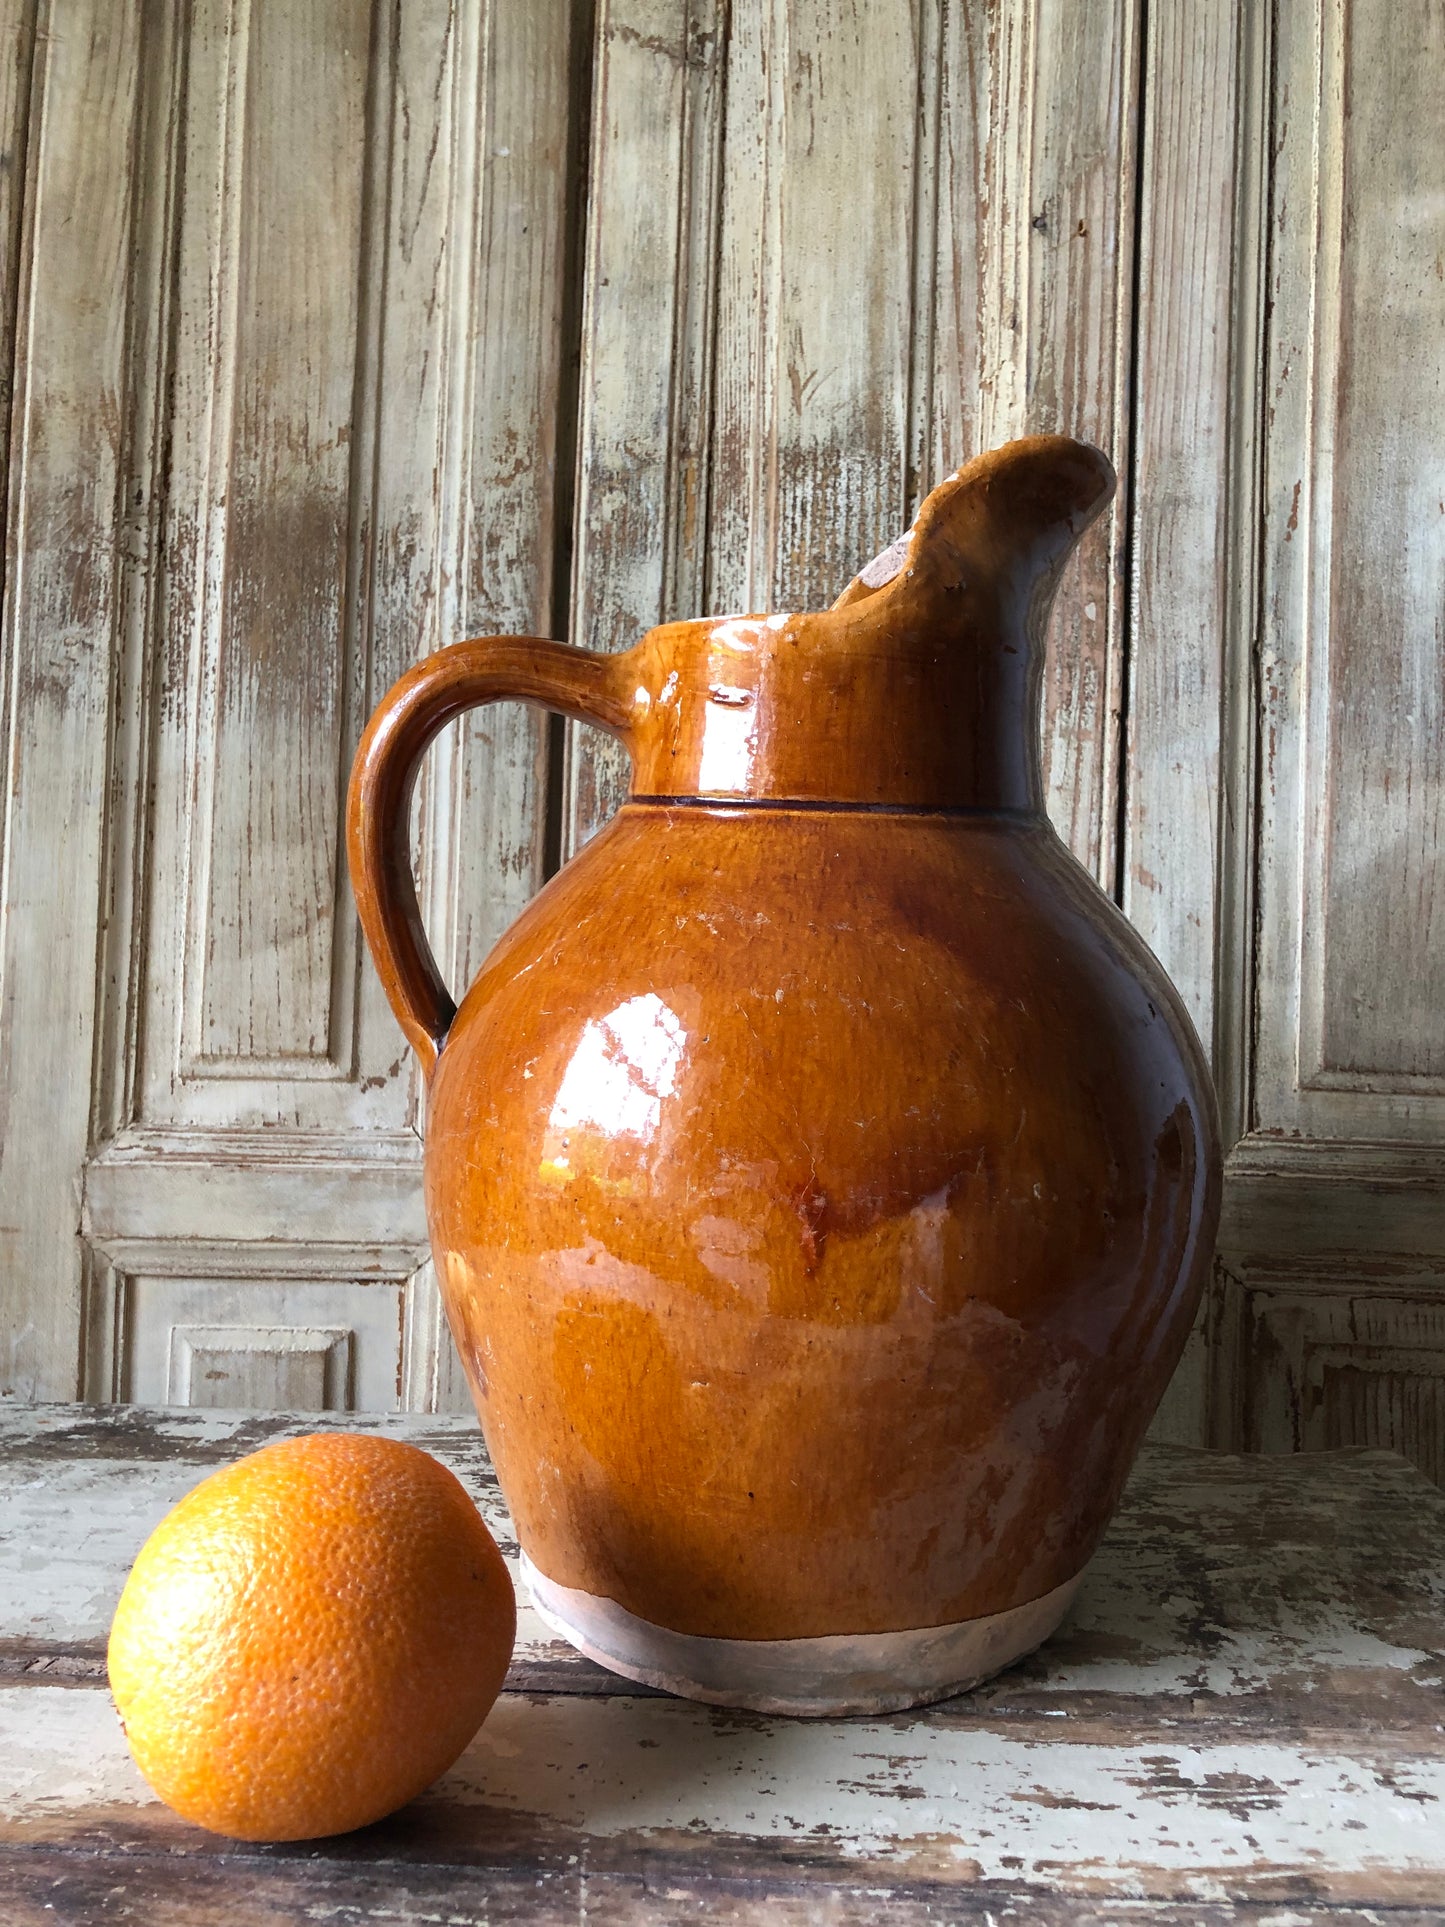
[1252,0,1445,1147]
[0,0,39,1167]
[0,0,36,599]
[191,0,373,1066]
[1024,1,1136,882]
[1249,0,1318,1148]
[706,0,922,619]
[564,0,727,849]
[0,0,144,1397]
[919,0,1029,485]
[90,0,186,1154]
[1124,8,1248,1050]
[1305,0,1445,1084]
[1131,6,1274,1443]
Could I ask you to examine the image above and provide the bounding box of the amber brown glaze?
[348,435,1222,1651]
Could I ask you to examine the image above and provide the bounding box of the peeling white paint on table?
[1,1407,1443,1923]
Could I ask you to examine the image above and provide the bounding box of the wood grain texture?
[1128,6,1258,1448]
[1307,0,1445,1090]
[0,0,144,1399]
[564,0,728,847]
[8,1407,1444,1712]
[1013,0,1136,880]
[1124,0,1445,1457]
[0,0,585,1405]
[189,0,372,1070]
[3,1407,1445,1913]
[1254,0,1445,1149]
[78,0,433,1407]
[1123,6,1242,1051]
[0,0,37,1372]
[6,1685,1445,1911]
[163,1322,353,1409]
[706,0,921,619]
[10,1853,1437,1927]
[1201,0,1445,1468]
[0,0,35,644]
[564,0,1138,883]
[1221,1271,1445,1487]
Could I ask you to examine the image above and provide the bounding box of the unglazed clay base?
[520,1552,1085,1717]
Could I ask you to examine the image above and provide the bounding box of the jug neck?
[612,436,1114,812]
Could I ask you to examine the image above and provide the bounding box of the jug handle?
[347,636,631,1079]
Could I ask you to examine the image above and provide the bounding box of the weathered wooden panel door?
[1125,2,1445,1472]
[2,0,1443,1470]
[0,0,586,1409]
[1208,0,1445,1479]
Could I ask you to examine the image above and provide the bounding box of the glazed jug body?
[349,437,1222,1714]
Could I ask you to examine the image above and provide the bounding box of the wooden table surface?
[2,1407,1443,1923]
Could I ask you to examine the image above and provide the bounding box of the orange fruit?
[107,1431,515,1841]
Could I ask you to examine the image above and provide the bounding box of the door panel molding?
[1254,0,1445,1147]
[0,0,146,1400]
[2,0,585,1405]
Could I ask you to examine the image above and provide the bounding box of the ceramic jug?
[348,435,1221,1716]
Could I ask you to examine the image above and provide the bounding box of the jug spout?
[833,435,1115,621]
[619,435,1115,813]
